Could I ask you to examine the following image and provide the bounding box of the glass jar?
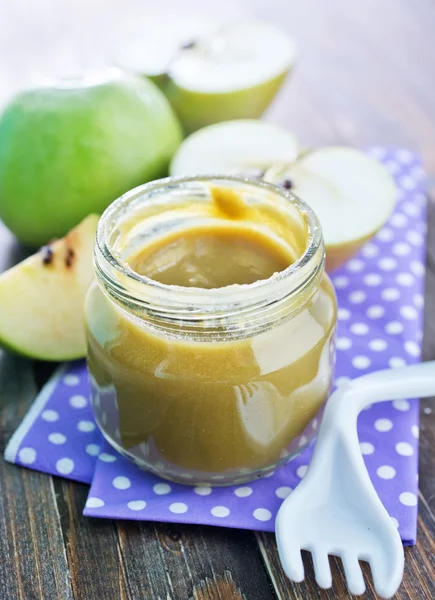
[85,176,337,486]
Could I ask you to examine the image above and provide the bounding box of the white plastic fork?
[276,361,435,598]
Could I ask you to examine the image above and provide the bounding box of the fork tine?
[341,555,366,596]
[369,556,403,599]
[311,549,332,589]
[279,544,305,582]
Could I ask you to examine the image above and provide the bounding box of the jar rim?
[95,174,325,323]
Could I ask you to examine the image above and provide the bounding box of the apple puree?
[86,185,337,483]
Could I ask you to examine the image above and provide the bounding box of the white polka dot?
[169,502,188,514]
[393,242,411,256]
[99,453,117,463]
[41,409,59,422]
[336,376,351,387]
[385,160,400,174]
[234,486,253,498]
[86,444,100,456]
[211,505,230,518]
[412,425,419,439]
[410,260,425,277]
[69,394,88,409]
[360,442,375,455]
[366,305,385,319]
[56,458,74,475]
[399,175,416,190]
[377,466,396,479]
[378,257,397,272]
[48,433,67,445]
[338,307,351,321]
[113,476,131,490]
[297,465,308,478]
[401,305,418,320]
[389,357,407,368]
[404,341,420,357]
[375,418,393,432]
[393,399,410,411]
[128,500,146,511]
[415,193,427,207]
[298,435,308,447]
[78,420,95,432]
[347,259,365,273]
[264,470,275,478]
[352,355,371,369]
[275,486,292,499]
[411,166,425,180]
[369,147,386,159]
[369,339,387,352]
[336,337,352,350]
[153,483,171,495]
[361,243,379,258]
[333,276,350,289]
[253,508,272,522]
[64,374,80,386]
[413,293,424,308]
[385,321,404,335]
[349,290,367,304]
[396,442,414,456]
[194,486,212,496]
[399,492,417,506]
[391,213,408,228]
[363,273,382,287]
[406,231,423,246]
[396,273,415,287]
[396,149,414,164]
[377,228,394,242]
[350,322,369,335]
[381,288,400,301]
[86,497,105,508]
[18,447,36,464]
[391,516,400,528]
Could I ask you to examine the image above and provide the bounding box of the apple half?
[116,18,296,133]
[264,147,397,271]
[0,214,99,361]
[170,119,299,177]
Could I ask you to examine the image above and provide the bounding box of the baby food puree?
[86,178,337,485]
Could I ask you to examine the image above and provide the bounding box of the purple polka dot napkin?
[4,148,426,545]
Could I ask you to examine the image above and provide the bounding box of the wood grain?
[0,0,434,599]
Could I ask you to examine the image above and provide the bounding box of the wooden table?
[0,0,434,598]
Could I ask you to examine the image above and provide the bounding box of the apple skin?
[326,231,378,272]
[163,69,290,134]
[0,72,182,247]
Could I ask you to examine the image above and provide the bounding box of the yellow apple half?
[264,147,397,271]
[170,119,299,177]
[116,17,297,133]
[0,214,99,360]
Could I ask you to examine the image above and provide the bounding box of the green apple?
[0,214,98,360]
[170,119,299,177]
[0,70,182,247]
[264,147,397,271]
[116,18,296,133]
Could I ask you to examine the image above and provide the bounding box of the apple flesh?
[170,119,300,177]
[0,71,182,247]
[117,19,296,133]
[0,214,99,361]
[264,147,397,270]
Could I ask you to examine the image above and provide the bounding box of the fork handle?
[326,360,435,427]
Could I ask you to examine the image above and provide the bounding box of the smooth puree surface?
[86,184,337,483]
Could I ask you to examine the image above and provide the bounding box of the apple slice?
[170,119,299,177]
[264,147,397,271]
[116,18,296,132]
[0,214,99,361]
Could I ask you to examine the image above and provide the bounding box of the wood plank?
[0,353,73,600]
[116,522,275,600]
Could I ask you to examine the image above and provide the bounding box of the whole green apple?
[0,71,182,246]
